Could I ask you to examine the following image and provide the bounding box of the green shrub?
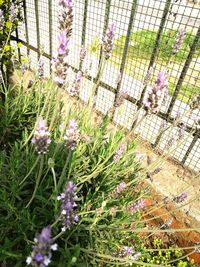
[0,79,142,266]
[0,78,60,150]
[0,78,197,266]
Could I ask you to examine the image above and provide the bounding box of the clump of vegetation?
[114,29,200,63]
[0,0,23,82]
[0,0,200,266]
[139,239,195,267]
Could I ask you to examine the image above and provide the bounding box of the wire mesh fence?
[15,0,200,171]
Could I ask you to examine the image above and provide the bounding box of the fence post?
[34,0,40,60]
[95,0,111,87]
[79,0,88,70]
[115,0,138,97]
[166,26,200,116]
[139,0,172,102]
[182,131,199,165]
[48,0,53,65]
[23,0,30,55]
[153,26,200,148]
[15,28,21,63]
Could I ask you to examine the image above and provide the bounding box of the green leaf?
[4,44,11,51]
[6,20,12,29]
[73,244,80,258]
[17,42,22,48]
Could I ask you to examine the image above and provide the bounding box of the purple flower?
[114,89,128,108]
[103,22,116,60]
[52,32,69,86]
[38,58,44,80]
[131,252,141,260]
[165,135,176,150]
[58,32,69,56]
[173,192,188,203]
[52,0,73,86]
[126,199,146,213]
[9,2,21,22]
[143,69,168,114]
[0,9,4,30]
[80,46,87,61]
[58,0,73,38]
[26,226,57,266]
[118,246,141,261]
[69,71,82,97]
[177,122,186,141]
[172,29,186,54]
[156,69,168,89]
[59,0,73,8]
[108,181,127,198]
[57,181,79,231]
[31,119,51,154]
[63,120,80,150]
[113,143,127,162]
[120,246,134,257]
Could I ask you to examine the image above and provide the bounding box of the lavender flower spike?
[9,2,19,22]
[0,9,4,30]
[52,32,69,86]
[69,71,82,97]
[126,199,146,214]
[118,246,141,261]
[57,181,79,231]
[143,69,168,114]
[113,143,127,162]
[64,120,80,150]
[114,89,128,108]
[31,119,51,154]
[80,46,87,62]
[173,192,188,203]
[108,181,127,198]
[59,0,73,38]
[172,29,186,54]
[26,226,58,266]
[59,0,73,8]
[38,57,44,80]
[58,32,70,56]
[53,0,73,86]
[103,22,116,60]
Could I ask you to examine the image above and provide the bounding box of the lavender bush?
[0,0,199,266]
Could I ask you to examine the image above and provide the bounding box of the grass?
[113,29,200,63]
[108,29,200,103]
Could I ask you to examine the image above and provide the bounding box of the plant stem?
[19,156,40,185]
[57,150,72,192]
[53,231,64,241]
[26,155,44,208]
[51,167,57,193]
[51,216,61,228]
